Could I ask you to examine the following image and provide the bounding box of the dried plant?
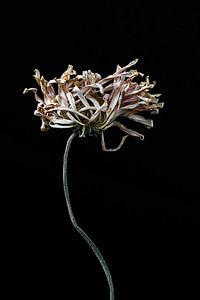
[24,59,163,151]
[24,60,164,300]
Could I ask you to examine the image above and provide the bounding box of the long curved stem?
[63,132,114,300]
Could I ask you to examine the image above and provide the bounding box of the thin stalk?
[63,132,114,300]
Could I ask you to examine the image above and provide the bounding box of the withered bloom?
[24,59,163,151]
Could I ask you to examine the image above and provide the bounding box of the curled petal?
[101,131,129,152]
[110,121,144,140]
[23,87,37,94]
[91,83,104,94]
[33,69,41,85]
[115,58,138,74]
[61,65,76,81]
[23,88,43,103]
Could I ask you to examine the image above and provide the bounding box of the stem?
[63,132,114,300]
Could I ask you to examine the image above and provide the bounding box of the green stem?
[63,132,114,300]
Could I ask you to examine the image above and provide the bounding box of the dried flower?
[24,59,164,151]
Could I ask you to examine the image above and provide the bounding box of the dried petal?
[110,121,144,140]
[101,131,129,152]
[126,113,154,128]
[33,69,41,85]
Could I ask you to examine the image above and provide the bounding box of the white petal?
[73,86,90,108]
[66,112,85,125]
[47,107,90,121]
[52,118,75,125]
[66,92,77,110]
[79,106,96,112]
[89,102,107,123]
[50,123,76,129]
[85,94,101,109]
[108,81,123,111]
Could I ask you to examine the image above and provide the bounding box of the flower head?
[24,59,164,151]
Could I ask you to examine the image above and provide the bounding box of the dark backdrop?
[3,1,200,299]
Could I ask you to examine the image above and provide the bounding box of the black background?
[3,1,200,299]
